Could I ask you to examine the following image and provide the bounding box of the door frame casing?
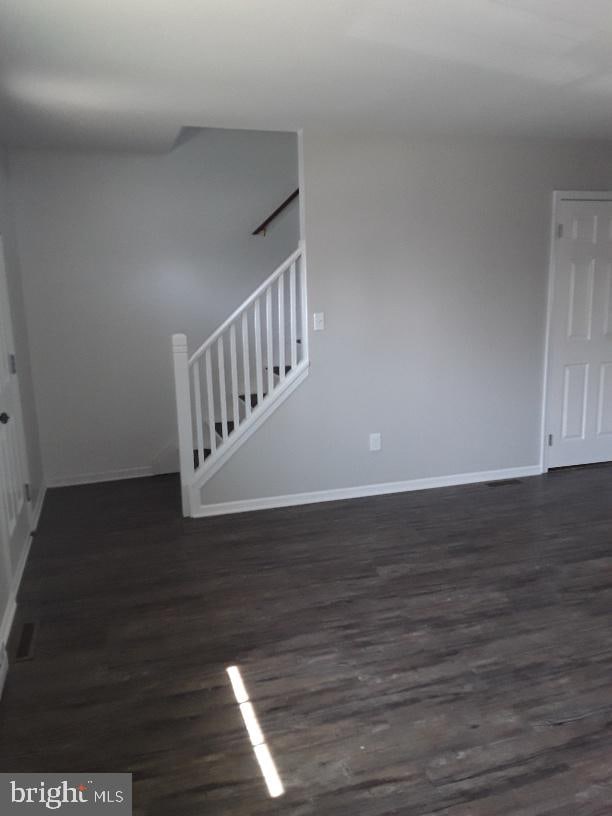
[0,233,33,568]
[540,190,612,472]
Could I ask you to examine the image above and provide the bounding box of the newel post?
[172,334,194,517]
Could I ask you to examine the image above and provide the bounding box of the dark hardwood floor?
[1,467,612,814]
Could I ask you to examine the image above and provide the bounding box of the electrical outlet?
[313,312,325,331]
[369,433,382,452]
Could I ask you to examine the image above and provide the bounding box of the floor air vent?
[15,622,37,661]
[486,478,522,487]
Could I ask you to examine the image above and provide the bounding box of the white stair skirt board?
[189,362,309,498]
[193,465,543,518]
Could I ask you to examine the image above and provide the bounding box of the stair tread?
[239,392,267,408]
[214,420,235,436]
[193,448,212,468]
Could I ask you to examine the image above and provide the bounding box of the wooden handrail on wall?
[252,189,299,236]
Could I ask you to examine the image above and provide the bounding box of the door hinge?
[548,434,553,447]
[24,483,31,502]
[8,354,16,374]
[557,223,564,239]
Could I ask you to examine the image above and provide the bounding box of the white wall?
[10,129,299,485]
[199,131,612,507]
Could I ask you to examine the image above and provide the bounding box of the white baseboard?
[0,484,46,697]
[48,466,153,488]
[0,505,37,650]
[31,484,46,530]
[0,646,8,699]
[194,464,543,518]
[12,533,33,605]
[0,599,17,655]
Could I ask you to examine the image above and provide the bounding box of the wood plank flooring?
[1,467,612,814]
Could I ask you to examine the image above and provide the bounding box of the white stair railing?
[172,243,309,516]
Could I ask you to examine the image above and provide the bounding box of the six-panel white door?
[546,196,612,468]
[0,236,30,572]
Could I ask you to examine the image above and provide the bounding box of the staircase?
[172,242,309,516]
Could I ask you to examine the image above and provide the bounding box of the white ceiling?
[3,0,612,151]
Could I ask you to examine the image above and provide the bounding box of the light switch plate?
[369,433,382,452]
[313,312,325,331]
